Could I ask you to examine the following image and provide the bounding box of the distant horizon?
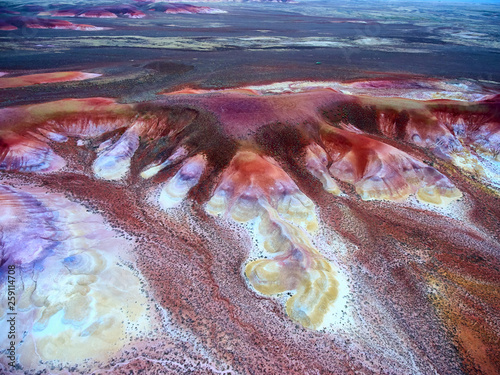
[1,0,500,3]
[310,0,500,3]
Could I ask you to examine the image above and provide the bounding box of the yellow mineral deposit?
[416,185,463,206]
[206,151,339,329]
[0,187,153,369]
[245,205,339,329]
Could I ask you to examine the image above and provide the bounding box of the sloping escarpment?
[0,82,499,374]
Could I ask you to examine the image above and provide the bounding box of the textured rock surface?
[0,185,156,370]
[0,82,499,374]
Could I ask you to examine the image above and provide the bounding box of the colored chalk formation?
[0,0,499,372]
[0,2,225,35]
[206,151,318,230]
[0,79,499,373]
[0,186,155,369]
[0,17,110,31]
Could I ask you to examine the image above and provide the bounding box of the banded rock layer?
[0,82,499,374]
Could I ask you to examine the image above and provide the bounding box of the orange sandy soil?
[0,71,101,89]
